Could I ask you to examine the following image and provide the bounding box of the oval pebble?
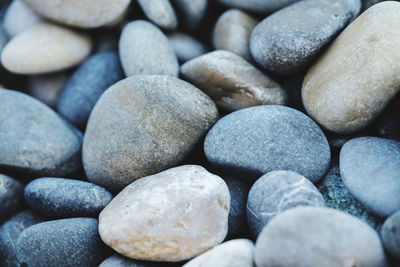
[381,211,400,260]
[138,0,177,30]
[217,0,299,13]
[99,165,230,262]
[27,72,67,108]
[0,174,24,221]
[171,0,207,31]
[168,32,207,63]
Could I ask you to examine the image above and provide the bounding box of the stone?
[1,22,92,74]
[21,0,130,28]
[247,170,325,237]
[381,211,400,260]
[0,174,24,221]
[99,254,179,267]
[216,0,299,13]
[0,89,82,177]
[57,51,124,128]
[204,105,330,183]
[99,165,230,262]
[24,177,113,218]
[27,72,67,108]
[317,165,380,228]
[0,24,8,54]
[362,0,386,10]
[213,9,258,61]
[83,75,218,191]
[138,0,177,30]
[181,50,286,111]
[119,20,178,77]
[302,2,400,133]
[255,207,388,267]
[3,0,42,38]
[168,32,207,63]
[340,137,400,217]
[250,0,361,75]
[0,210,46,267]
[171,0,207,31]
[182,239,254,267]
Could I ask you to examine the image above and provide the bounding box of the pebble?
[216,0,299,13]
[21,0,131,28]
[27,72,67,108]
[0,89,82,177]
[340,137,400,217]
[1,22,92,74]
[83,75,218,191]
[182,239,254,267]
[380,211,400,260]
[57,51,124,128]
[168,32,207,62]
[24,177,113,218]
[0,24,8,54]
[99,165,230,262]
[247,170,325,237]
[181,50,287,111]
[171,0,207,31]
[0,210,46,267]
[119,20,179,77]
[100,254,178,267]
[302,1,400,133]
[255,206,388,267]
[204,105,330,183]
[0,174,23,221]
[362,0,385,10]
[213,9,258,61]
[16,218,108,267]
[138,0,177,30]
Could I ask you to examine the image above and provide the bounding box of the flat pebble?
[250,0,361,74]
[138,0,177,30]
[168,32,207,62]
[0,174,23,221]
[340,137,400,217]
[217,0,299,13]
[204,105,330,183]
[99,165,230,262]
[27,72,67,108]
[171,0,207,31]
[83,75,218,191]
[0,89,82,176]
[302,2,400,133]
[24,177,113,218]
[57,51,124,128]
[119,20,178,77]
[181,50,286,111]
[1,22,92,74]
[255,207,388,267]
[381,211,400,260]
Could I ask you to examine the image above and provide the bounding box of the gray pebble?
[217,0,299,13]
[381,211,400,260]
[171,0,207,31]
[138,0,178,30]
[99,254,177,267]
[27,72,67,108]
[0,174,23,221]
[168,32,207,62]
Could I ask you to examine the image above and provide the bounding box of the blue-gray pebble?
[16,218,108,267]
[340,137,400,217]
[381,211,400,260]
[250,0,361,74]
[217,0,300,13]
[0,174,23,221]
[99,254,179,267]
[204,105,331,183]
[24,177,113,218]
[57,51,124,128]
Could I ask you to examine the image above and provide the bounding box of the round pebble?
[381,211,400,260]
[217,0,299,13]
[138,0,178,30]
[27,72,67,108]
[168,32,207,62]
[0,174,23,221]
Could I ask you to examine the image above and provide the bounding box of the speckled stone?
[57,51,124,128]
[0,174,23,221]
[255,207,388,267]
[24,177,113,218]
[247,170,325,237]
[213,9,258,61]
[302,2,400,133]
[138,0,177,30]
[27,72,67,108]
[182,239,254,267]
[99,254,177,267]
[340,137,400,217]
[99,165,230,262]
[168,32,207,63]
[0,89,82,177]
[21,0,130,28]
[204,105,330,183]
[217,0,299,13]
[0,210,46,267]
[171,0,207,31]
[250,0,361,74]
[181,50,286,111]
[83,75,218,191]
[381,211,400,260]
[119,20,179,77]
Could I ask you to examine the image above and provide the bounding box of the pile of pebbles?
[0,0,399,266]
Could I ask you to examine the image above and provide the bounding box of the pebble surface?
[168,32,207,63]
[380,211,400,260]
[172,0,207,31]
[138,0,178,30]
[0,174,24,221]
[27,72,67,108]
[217,0,299,13]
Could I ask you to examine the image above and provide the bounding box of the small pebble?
[171,0,207,31]
[0,174,23,221]
[138,0,178,30]
[217,0,299,13]
[27,72,67,108]
[168,32,207,62]
[380,211,400,260]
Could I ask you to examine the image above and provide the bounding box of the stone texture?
[340,137,400,217]
[381,211,400,260]
[57,51,124,128]
[1,22,92,74]
[217,0,299,13]
[99,254,178,267]
[181,50,286,111]
[182,239,254,267]
[0,89,82,177]
[98,165,230,262]
[0,174,24,221]
[138,0,177,30]
[213,9,257,61]
[168,32,207,63]
[21,0,130,28]
[27,72,67,108]
[247,171,325,237]
[250,0,361,74]
[119,20,178,77]
[302,2,400,133]
[83,75,218,191]
[171,0,207,31]
[24,177,113,218]
[255,207,388,267]
[204,105,330,183]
